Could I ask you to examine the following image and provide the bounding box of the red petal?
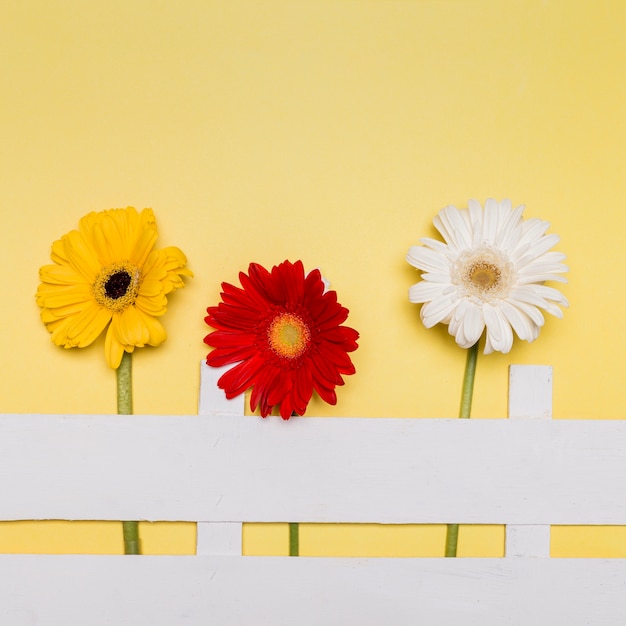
[218,356,265,398]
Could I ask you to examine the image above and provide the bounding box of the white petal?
[495,204,525,250]
[498,198,513,213]
[421,272,452,283]
[516,234,561,267]
[519,256,568,278]
[434,205,472,251]
[509,241,531,264]
[483,198,500,245]
[518,217,551,247]
[483,303,514,353]
[461,301,485,347]
[536,250,567,265]
[409,281,451,303]
[530,284,569,306]
[483,332,495,354]
[468,200,483,246]
[499,300,539,342]
[406,246,450,273]
[505,297,545,327]
[517,272,568,284]
[420,237,451,255]
[420,294,458,328]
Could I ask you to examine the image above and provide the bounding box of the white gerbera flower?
[406,199,568,354]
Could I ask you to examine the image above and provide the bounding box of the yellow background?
[1,0,624,556]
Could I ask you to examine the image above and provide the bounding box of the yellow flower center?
[93,261,141,312]
[267,312,311,359]
[453,247,515,301]
[468,262,501,291]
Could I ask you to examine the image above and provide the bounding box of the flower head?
[37,207,192,368]
[204,260,359,419]
[406,199,568,354]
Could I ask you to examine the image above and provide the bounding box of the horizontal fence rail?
[1,414,626,524]
[3,555,626,626]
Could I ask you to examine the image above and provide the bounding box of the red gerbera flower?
[204,260,359,420]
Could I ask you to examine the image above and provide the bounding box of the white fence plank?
[2,414,626,524]
[195,521,243,556]
[505,525,552,558]
[506,365,552,558]
[2,555,626,626]
[197,362,245,417]
[197,362,243,556]
[508,364,553,419]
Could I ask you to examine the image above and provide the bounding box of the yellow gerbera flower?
[37,207,192,368]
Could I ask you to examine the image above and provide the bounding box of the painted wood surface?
[1,412,626,524]
[3,365,626,625]
[505,365,552,558]
[2,555,626,626]
[196,363,243,555]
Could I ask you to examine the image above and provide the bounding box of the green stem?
[289,522,299,556]
[445,340,479,558]
[458,341,479,420]
[122,520,140,555]
[117,350,133,415]
[117,351,140,555]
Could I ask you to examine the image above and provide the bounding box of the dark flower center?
[93,261,141,312]
[104,271,132,300]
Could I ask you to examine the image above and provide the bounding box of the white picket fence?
[1,364,625,625]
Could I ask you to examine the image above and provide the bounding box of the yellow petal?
[99,211,127,259]
[141,249,166,281]
[144,246,192,294]
[163,246,190,272]
[49,317,76,347]
[40,300,92,322]
[36,284,93,309]
[137,309,168,346]
[129,209,158,267]
[104,325,125,369]
[123,206,142,235]
[50,238,70,265]
[138,278,164,297]
[89,221,117,266]
[112,307,150,347]
[65,305,111,347]
[63,230,101,280]
[135,292,167,316]
[39,263,86,286]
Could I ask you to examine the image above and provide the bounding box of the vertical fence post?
[505,364,552,558]
[196,362,245,556]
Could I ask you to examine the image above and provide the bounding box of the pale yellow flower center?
[268,312,311,359]
[93,261,141,312]
[453,248,515,301]
[468,262,501,290]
